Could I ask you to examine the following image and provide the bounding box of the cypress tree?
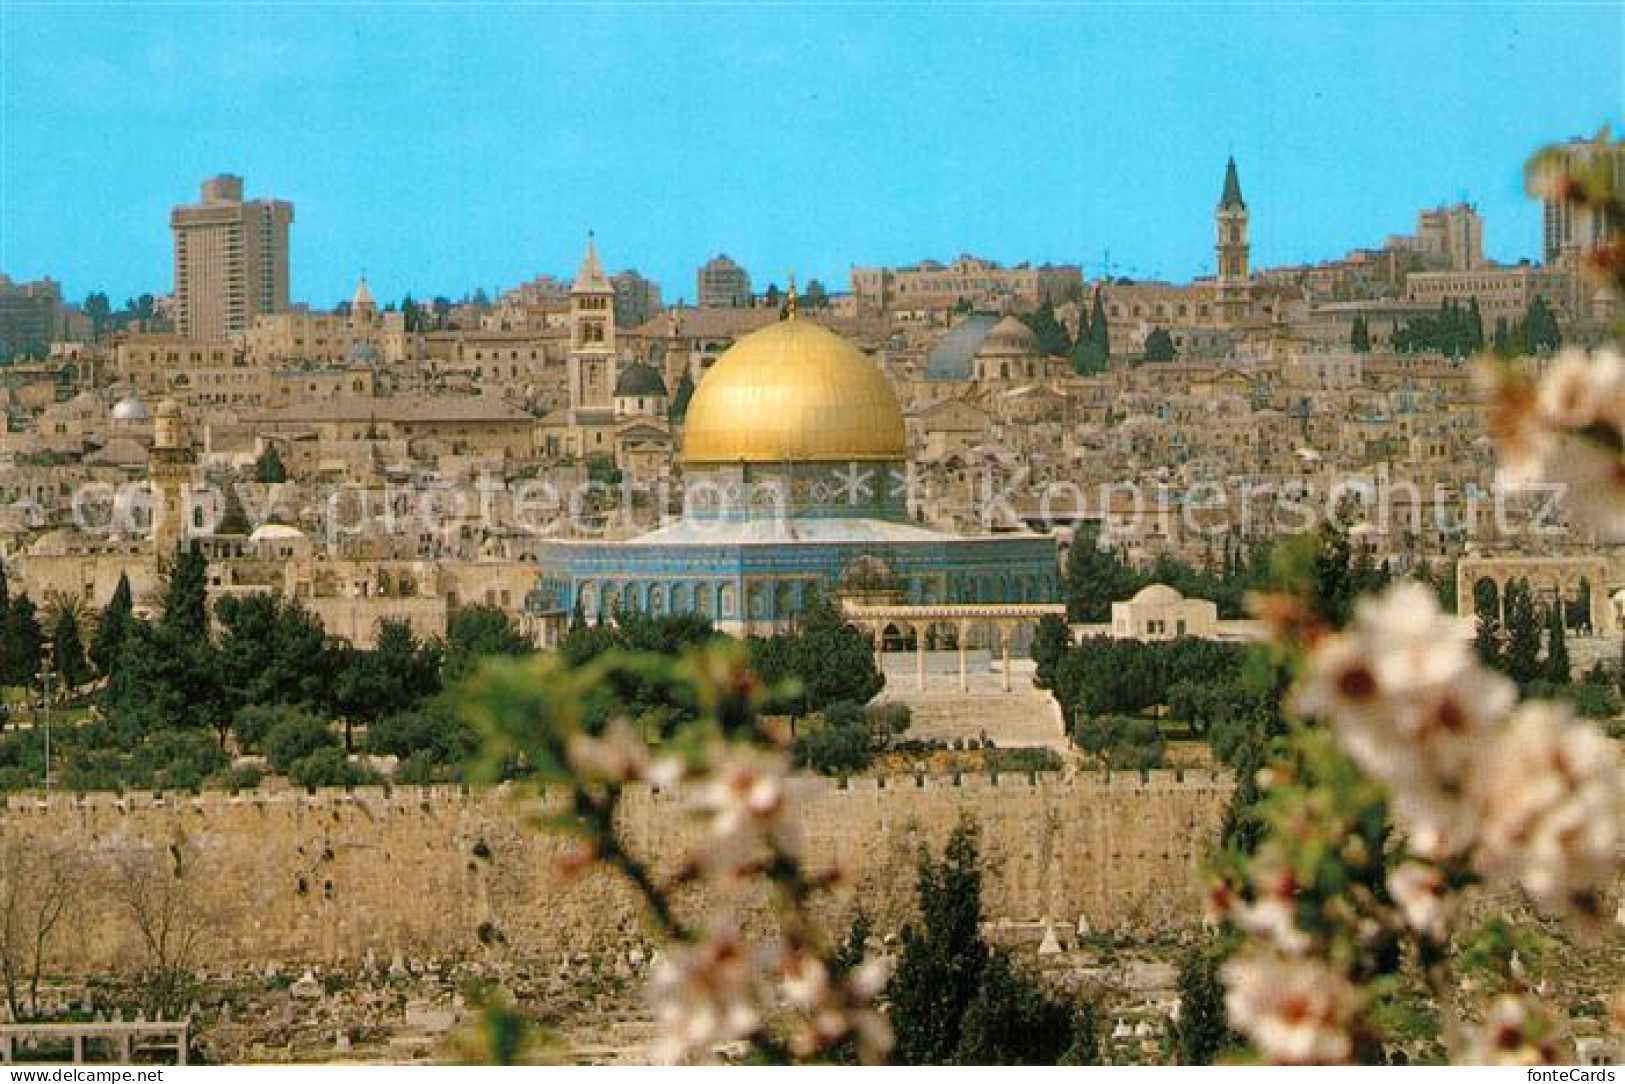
[0,595,43,689]
[1503,580,1543,686]
[1544,602,1571,684]
[160,544,210,642]
[889,821,988,1065]
[1349,315,1370,352]
[51,605,90,690]
[91,572,135,675]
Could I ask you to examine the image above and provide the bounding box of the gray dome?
[614,361,668,398]
[976,316,1041,357]
[111,395,148,422]
[926,312,1000,381]
[347,341,381,365]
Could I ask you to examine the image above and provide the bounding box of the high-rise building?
[170,174,294,340]
[1213,156,1252,324]
[0,274,68,360]
[696,254,752,308]
[611,268,663,326]
[1540,138,1625,266]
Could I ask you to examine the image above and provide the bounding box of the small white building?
[1110,583,1218,641]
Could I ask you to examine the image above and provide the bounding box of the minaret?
[351,274,378,326]
[1214,156,1252,325]
[148,398,196,559]
[567,233,618,455]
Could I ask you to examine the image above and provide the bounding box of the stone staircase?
[874,655,1069,752]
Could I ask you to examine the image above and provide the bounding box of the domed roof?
[926,312,1000,381]
[249,522,306,543]
[976,316,1040,358]
[347,340,381,365]
[1130,583,1183,605]
[111,395,148,422]
[614,361,668,398]
[682,317,906,464]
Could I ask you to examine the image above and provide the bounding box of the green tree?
[0,595,43,689]
[889,820,988,1065]
[1473,613,1504,671]
[49,606,90,690]
[159,546,210,642]
[214,593,335,734]
[752,598,883,719]
[890,820,1083,1065]
[955,950,1077,1064]
[1029,614,1071,689]
[90,573,134,675]
[1071,288,1111,374]
[1021,298,1071,357]
[1502,579,1543,686]
[1524,295,1561,353]
[670,371,696,421]
[442,605,534,683]
[264,711,339,773]
[1173,939,1236,1064]
[1349,314,1371,352]
[1063,530,1141,621]
[1142,326,1177,362]
[215,483,251,536]
[1543,602,1570,684]
[332,619,444,741]
[103,618,222,738]
[254,444,288,484]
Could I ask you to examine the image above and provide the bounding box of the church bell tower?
[1214,156,1252,325]
[567,233,619,456]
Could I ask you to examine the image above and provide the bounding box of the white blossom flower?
[1470,701,1624,920]
[1536,347,1624,430]
[648,924,773,1064]
[1486,347,1625,535]
[566,717,683,787]
[1461,994,1564,1065]
[692,746,795,870]
[1387,862,1454,941]
[1234,850,1312,954]
[1293,582,1515,857]
[1222,950,1361,1065]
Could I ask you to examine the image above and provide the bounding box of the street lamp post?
[37,645,54,801]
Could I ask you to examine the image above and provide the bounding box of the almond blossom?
[565,717,684,787]
[1221,950,1362,1065]
[648,924,775,1064]
[1469,701,1625,921]
[1460,994,1565,1066]
[1293,581,1515,857]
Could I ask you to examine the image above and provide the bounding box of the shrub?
[265,712,339,773]
[368,702,479,765]
[288,746,378,789]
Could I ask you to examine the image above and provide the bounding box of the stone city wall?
[0,770,1231,976]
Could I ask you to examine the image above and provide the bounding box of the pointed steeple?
[572,231,612,294]
[783,272,799,321]
[1219,156,1246,211]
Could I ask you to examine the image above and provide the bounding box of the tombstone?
[335,1031,352,1054]
[389,952,408,978]
[1076,914,1091,938]
[291,969,322,1000]
[1037,923,1062,956]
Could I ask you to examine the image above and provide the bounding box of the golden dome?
[682,317,906,464]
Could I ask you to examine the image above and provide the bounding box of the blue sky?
[1,2,1620,308]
